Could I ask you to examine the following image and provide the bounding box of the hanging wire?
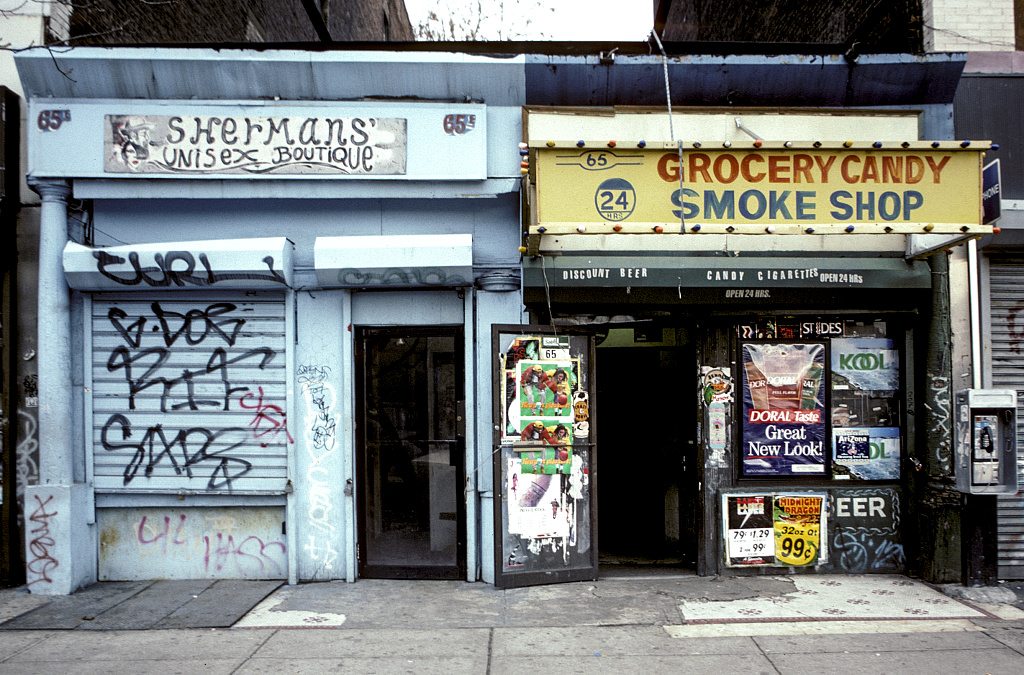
[650,31,686,233]
[540,254,557,335]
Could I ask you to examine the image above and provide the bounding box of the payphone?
[954,389,1019,494]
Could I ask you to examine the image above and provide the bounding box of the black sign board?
[983,159,1001,225]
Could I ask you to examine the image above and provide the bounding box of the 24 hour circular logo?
[594,178,636,221]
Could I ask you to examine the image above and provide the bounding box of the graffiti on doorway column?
[16,380,40,528]
[924,373,953,473]
[297,363,340,575]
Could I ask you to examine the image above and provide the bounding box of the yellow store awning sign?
[533,143,992,235]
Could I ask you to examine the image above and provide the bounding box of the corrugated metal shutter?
[91,292,289,494]
[988,253,1024,578]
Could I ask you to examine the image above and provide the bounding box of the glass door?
[492,326,597,588]
[356,326,465,579]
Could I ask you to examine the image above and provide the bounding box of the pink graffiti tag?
[137,514,190,556]
[239,386,294,447]
[205,533,286,575]
[26,494,59,587]
[136,514,287,575]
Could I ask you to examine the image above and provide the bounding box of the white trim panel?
[315,234,473,288]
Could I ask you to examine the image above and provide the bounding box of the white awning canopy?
[63,237,293,290]
[314,234,473,288]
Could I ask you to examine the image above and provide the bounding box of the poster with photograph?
[741,343,827,477]
[506,457,573,540]
[517,359,578,420]
[831,338,899,393]
[832,427,901,480]
[501,337,541,442]
[518,420,573,474]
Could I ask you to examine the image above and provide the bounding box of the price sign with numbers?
[723,493,827,567]
[540,336,570,360]
[723,494,775,565]
[730,527,773,559]
[773,495,824,566]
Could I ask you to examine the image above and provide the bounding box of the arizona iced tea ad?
[741,343,827,477]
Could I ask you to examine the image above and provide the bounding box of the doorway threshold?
[599,553,695,578]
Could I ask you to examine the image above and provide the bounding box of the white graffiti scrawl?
[298,364,340,574]
[924,373,952,473]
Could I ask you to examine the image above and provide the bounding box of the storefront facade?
[16,47,995,592]
[953,66,1024,579]
[16,47,526,593]
[501,107,993,583]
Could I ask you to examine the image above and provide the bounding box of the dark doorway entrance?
[355,326,466,579]
[596,325,697,572]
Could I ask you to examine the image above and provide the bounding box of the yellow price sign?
[773,496,823,566]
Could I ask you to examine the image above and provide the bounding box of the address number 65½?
[443,114,476,135]
[38,110,71,131]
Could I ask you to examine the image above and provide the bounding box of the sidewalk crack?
[486,626,495,675]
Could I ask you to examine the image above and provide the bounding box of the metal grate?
[90,292,289,494]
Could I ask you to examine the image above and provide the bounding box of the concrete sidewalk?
[1,572,1023,673]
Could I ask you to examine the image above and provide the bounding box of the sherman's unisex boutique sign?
[28,101,487,180]
[105,114,407,175]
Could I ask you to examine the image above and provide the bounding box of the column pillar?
[27,178,74,484]
[24,177,94,594]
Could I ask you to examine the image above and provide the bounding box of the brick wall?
[924,0,1016,52]
[326,0,414,41]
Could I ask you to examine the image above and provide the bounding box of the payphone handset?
[955,390,1018,494]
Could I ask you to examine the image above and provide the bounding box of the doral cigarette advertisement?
[741,343,826,477]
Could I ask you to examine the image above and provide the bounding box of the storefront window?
[737,318,902,482]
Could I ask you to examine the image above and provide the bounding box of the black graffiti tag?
[103,305,274,411]
[102,300,282,491]
[107,345,275,412]
[94,250,286,287]
[101,414,253,490]
[109,302,245,349]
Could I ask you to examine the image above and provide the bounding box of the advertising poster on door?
[741,343,826,477]
[501,337,541,443]
[515,354,579,474]
[500,337,580,443]
[506,458,573,541]
[518,359,577,418]
[518,419,574,474]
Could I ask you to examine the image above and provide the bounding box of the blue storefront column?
[24,177,96,594]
